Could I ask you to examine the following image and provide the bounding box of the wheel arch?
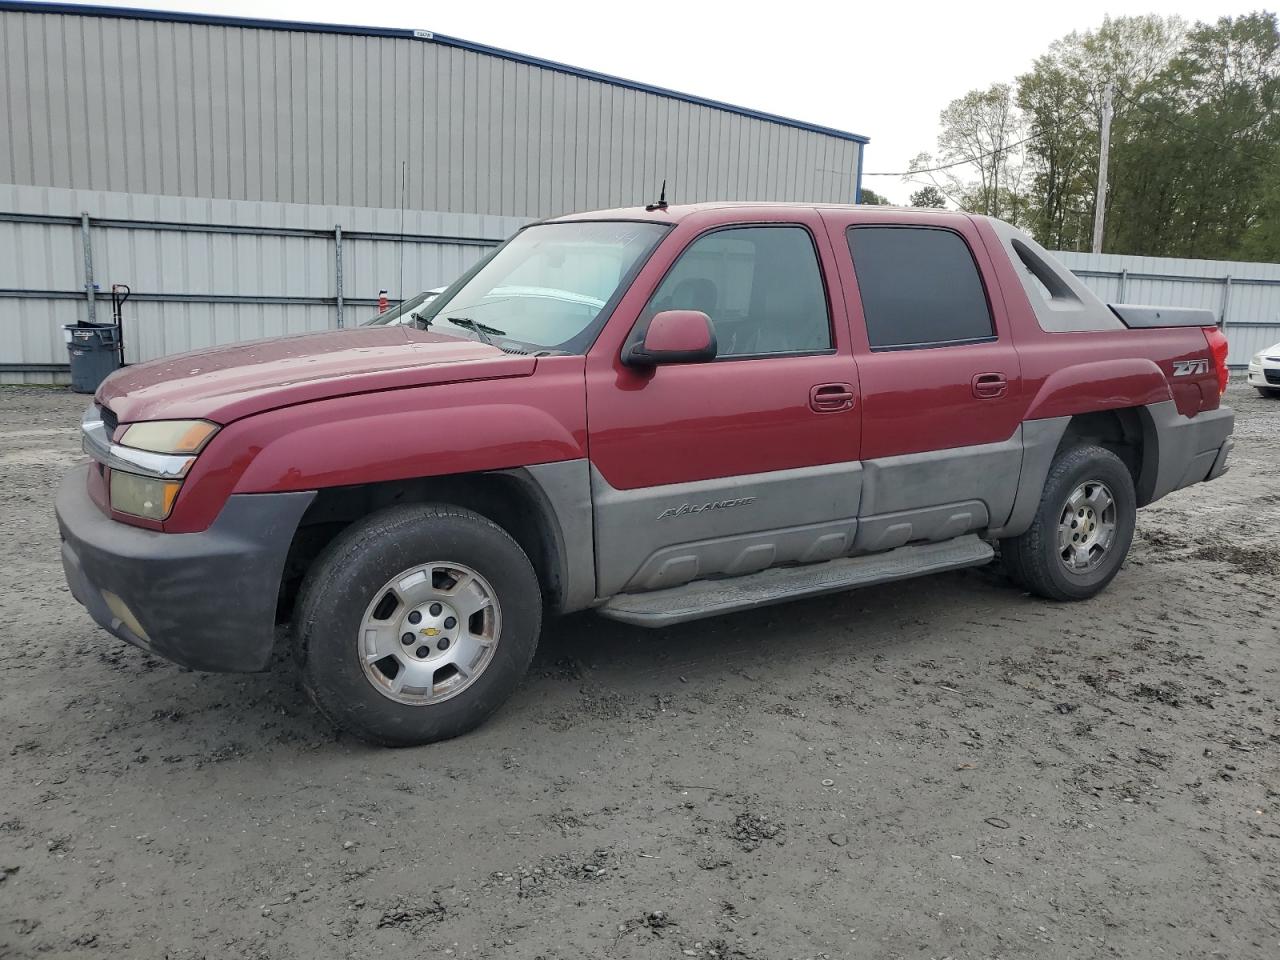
[1055,406,1156,505]
[991,404,1157,540]
[275,463,594,624]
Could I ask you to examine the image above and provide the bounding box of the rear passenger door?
[821,213,1024,550]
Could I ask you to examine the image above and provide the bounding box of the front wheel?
[295,504,542,746]
[1001,444,1136,602]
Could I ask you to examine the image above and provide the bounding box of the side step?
[597,535,994,628]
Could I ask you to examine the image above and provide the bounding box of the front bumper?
[56,464,315,672]
[1247,361,1280,389]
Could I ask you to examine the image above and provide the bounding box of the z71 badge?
[1172,359,1209,376]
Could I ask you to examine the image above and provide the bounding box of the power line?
[860,134,1040,177]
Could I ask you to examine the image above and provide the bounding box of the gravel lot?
[1,383,1277,960]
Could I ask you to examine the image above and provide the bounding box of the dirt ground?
[0,384,1276,960]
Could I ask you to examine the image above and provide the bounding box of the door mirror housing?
[624,310,717,367]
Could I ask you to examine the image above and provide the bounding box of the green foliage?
[1107,12,1280,259]
[859,187,890,205]
[908,186,948,208]
[925,12,1280,262]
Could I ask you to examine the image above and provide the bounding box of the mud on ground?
[1,384,1277,959]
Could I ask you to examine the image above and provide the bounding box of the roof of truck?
[547,202,975,224]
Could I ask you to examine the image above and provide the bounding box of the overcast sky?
[110,0,1252,204]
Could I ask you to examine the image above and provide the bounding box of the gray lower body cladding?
[590,433,1023,600]
[1143,402,1234,501]
[56,464,314,672]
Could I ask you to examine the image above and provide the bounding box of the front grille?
[1266,369,1280,385]
[98,404,118,436]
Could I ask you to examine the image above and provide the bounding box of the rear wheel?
[295,504,541,746]
[1001,444,1136,601]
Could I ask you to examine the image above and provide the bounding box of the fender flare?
[1022,357,1172,422]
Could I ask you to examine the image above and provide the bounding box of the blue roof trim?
[1,2,870,145]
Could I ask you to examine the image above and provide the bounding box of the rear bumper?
[56,464,315,672]
[1148,405,1234,501]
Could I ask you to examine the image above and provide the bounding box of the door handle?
[810,382,856,412]
[971,372,1008,399]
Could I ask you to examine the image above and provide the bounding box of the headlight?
[1254,352,1265,365]
[109,471,182,521]
[107,420,216,519]
[119,419,218,454]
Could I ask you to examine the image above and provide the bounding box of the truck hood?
[98,326,536,424]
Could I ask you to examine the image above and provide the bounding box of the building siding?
[0,7,865,218]
[0,183,525,383]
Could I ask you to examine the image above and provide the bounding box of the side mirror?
[624,310,717,367]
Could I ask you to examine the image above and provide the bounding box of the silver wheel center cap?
[400,602,461,661]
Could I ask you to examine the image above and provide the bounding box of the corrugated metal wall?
[0,6,864,218]
[0,184,527,384]
[5,184,1277,383]
[1056,250,1280,367]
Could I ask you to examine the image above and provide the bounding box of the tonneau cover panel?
[1109,304,1216,329]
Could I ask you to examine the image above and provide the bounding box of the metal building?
[0,2,869,380]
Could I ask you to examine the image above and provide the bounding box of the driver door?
[584,214,863,597]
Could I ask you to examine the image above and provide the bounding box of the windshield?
[416,221,669,352]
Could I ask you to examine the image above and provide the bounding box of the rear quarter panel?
[973,219,1220,419]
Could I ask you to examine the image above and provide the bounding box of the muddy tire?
[295,504,541,747]
[1000,444,1136,602]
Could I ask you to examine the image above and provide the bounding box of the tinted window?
[847,227,994,349]
[649,226,831,357]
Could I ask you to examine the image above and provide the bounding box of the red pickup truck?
[56,203,1234,745]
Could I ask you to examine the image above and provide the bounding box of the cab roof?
[546,202,976,226]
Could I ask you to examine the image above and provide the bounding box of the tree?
[859,187,890,205]
[911,12,1280,261]
[908,185,947,208]
[1108,13,1280,259]
[1016,15,1185,251]
[933,83,1028,220]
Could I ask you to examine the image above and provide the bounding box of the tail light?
[1202,326,1230,396]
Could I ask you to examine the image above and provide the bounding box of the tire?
[1000,444,1136,602]
[295,504,541,746]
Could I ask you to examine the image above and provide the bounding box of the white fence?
[0,184,528,384]
[1,186,1274,382]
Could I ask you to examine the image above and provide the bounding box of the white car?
[1247,342,1280,397]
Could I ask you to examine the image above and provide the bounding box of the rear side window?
[847,226,994,349]
[648,226,832,357]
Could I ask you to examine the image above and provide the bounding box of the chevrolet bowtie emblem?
[421,627,440,637]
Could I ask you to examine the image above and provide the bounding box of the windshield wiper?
[445,316,506,345]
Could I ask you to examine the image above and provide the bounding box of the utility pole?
[1091,83,1114,255]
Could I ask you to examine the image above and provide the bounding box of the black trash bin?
[64,322,122,394]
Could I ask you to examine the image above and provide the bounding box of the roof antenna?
[645,179,668,212]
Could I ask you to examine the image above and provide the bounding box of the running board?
[597,535,995,628]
